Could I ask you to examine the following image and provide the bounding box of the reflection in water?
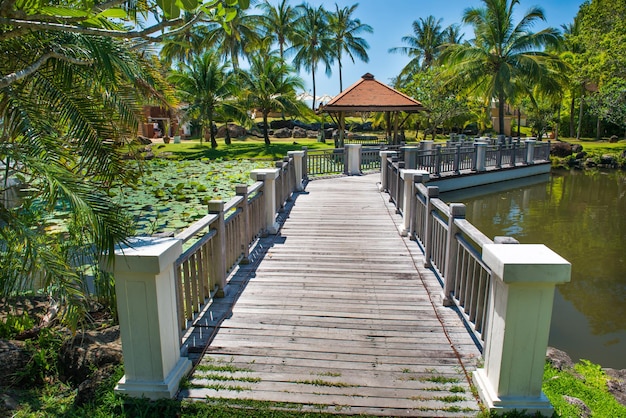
[443,170,626,369]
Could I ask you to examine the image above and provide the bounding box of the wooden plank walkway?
[180,174,482,417]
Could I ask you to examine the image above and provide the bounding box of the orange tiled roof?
[322,73,424,112]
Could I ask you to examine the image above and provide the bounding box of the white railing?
[387,161,571,416]
[107,153,302,400]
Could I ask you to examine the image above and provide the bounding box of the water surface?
[443,170,626,369]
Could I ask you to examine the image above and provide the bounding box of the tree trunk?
[209,115,217,148]
[311,66,317,111]
[224,123,231,145]
[596,117,601,141]
[577,95,584,140]
[263,112,271,145]
[569,94,575,138]
[338,54,343,92]
[517,108,521,138]
[498,94,506,135]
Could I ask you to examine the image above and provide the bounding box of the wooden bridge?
[108,144,570,417]
[180,174,482,417]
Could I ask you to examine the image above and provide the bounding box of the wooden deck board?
[180,174,481,416]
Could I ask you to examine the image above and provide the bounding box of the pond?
[443,169,626,369]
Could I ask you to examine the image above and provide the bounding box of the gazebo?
[320,73,425,146]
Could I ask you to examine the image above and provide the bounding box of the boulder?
[546,346,574,371]
[216,123,247,138]
[551,141,574,157]
[563,395,591,417]
[273,127,292,138]
[600,154,617,166]
[572,144,583,153]
[58,326,122,386]
[610,135,619,143]
[605,368,626,407]
[136,136,153,145]
[270,120,293,130]
[292,126,307,138]
[0,340,30,386]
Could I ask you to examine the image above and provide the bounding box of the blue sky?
[289,0,584,99]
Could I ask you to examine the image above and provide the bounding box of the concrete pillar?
[379,151,397,192]
[525,139,536,164]
[400,169,429,237]
[345,144,362,175]
[251,168,280,234]
[288,150,305,191]
[401,146,419,169]
[421,140,434,151]
[208,201,226,295]
[475,142,488,171]
[108,237,191,399]
[474,244,571,416]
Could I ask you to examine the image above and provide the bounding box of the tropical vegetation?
[2,0,626,413]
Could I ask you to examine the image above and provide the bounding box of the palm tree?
[441,0,563,135]
[168,51,237,148]
[0,30,168,328]
[258,0,299,61]
[238,54,305,144]
[160,22,211,68]
[389,15,446,80]
[204,6,265,71]
[289,3,334,110]
[327,3,373,92]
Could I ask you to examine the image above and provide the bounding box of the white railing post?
[423,185,439,268]
[475,141,488,171]
[474,244,571,416]
[107,237,191,399]
[287,150,305,191]
[251,168,280,234]
[208,201,227,296]
[442,203,466,306]
[525,139,536,164]
[400,169,429,237]
[379,151,397,192]
[345,144,362,175]
[236,185,251,263]
[401,146,419,169]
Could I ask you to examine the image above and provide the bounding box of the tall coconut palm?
[238,54,305,144]
[160,22,211,68]
[258,0,299,61]
[389,15,446,79]
[328,3,373,92]
[204,6,265,71]
[168,51,237,148]
[289,3,334,110]
[441,0,563,135]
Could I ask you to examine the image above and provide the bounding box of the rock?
[610,135,619,143]
[137,136,153,145]
[585,158,597,168]
[546,346,574,371]
[1,391,19,411]
[143,151,155,160]
[307,130,318,138]
[324,128,334,139]
[551,141,574,157]
[292,126,307,138]
[74,364,118,406]
[58,326,122,386]
[216,123,247,138]
[0,340,31,386]
[604,368,626,407]
[269,120,293,129]
[273,127,292,138]
[600,154,617,166]
[572,144,583,153]
[563,395,591,417]
[575,151,587,160]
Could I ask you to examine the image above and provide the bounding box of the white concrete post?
[208,201,227,296]
[379,151,397,192]
[525,139,536,164]
[421,140,434,151]
[287,150,305,191]
[475,142,488,171]
[345,144,362,175]
[400,169,429,237]
[474,244,571,416]
[251,168,280,234]
[401,146,419,169]
[423,185,440,268]
[108,237,191,399]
